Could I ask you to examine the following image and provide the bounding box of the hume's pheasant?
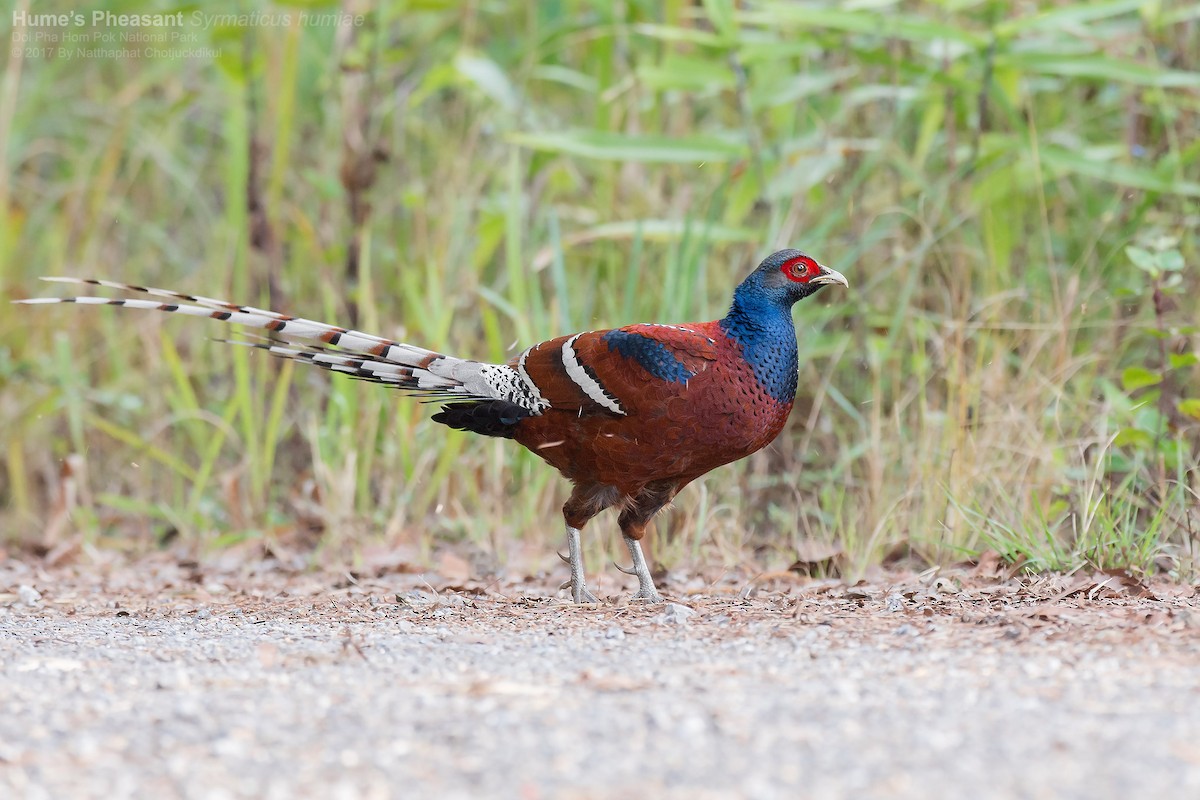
[18,249,847,603]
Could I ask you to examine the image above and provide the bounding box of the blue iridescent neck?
[719,283,798,404]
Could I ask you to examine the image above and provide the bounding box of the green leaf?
[998,53,1200,88]
[1179,400,1200,420]
[529,65,599,93]
[1113,428,1153,448]
[767,152,845,199]
[638,55,736,92]
[454,51,519,111]
[1169,353,1199,370]
[1160,250,1185,272]
[1125,246,1159,274]
[1163,3,1200,24]
[702,0,738,43]
[750,68,857,110]
[1121,366,1162,391]
[633,23,728,47]
[1126,244,1185,276]
[508,131,747,163]
[1133,401,1166,430]
[530,220,757,270]
[744,4,987,47]
[1040,146,1200,197]
[996,0,1145,34]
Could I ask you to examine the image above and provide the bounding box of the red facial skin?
[781,255,821,284]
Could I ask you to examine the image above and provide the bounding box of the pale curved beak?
[811,266,849,287]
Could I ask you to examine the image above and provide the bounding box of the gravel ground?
[2,558,1200,799]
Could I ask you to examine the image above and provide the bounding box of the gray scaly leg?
[619,535,664,603]
[559,526,600,603]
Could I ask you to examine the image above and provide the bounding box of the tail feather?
[15,278,547,413]
[219,337,459,390]
[29,277,440,363]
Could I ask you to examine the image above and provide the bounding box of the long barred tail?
[15,277,544,414]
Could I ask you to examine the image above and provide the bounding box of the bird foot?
[559,578,600,604]
[560,526,600,604]
[629,585,664,603]
[621,535,665,604]
[614,559,665,601]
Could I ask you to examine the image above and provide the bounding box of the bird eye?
[782,256,817,282]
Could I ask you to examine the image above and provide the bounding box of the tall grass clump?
[1,1,1197,579]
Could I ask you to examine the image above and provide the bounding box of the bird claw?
[618,536,665,603]
[557,550,570,564]
[559,578,600,604]
[615,562,664,601]
[629,586,665,603]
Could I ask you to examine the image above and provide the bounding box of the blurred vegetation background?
[1,0,1197,581]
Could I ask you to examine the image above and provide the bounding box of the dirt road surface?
[2,555,1199,799]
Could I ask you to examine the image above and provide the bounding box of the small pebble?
[18,585,42,606]
[658,603,696,625]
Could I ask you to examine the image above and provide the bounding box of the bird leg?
[614,482,676,603]
[561,525,599,604]
[560,485,621,604]
[621,535,664,603]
